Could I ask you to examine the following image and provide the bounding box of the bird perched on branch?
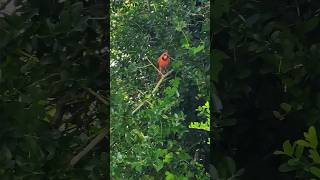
[156,51,170,82]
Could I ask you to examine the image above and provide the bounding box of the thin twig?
[26,73,60,87]
[152,70,173,94]
[84,87,108,105]
[278,58,282,74]
[137,89,145,95]
[233,47,237,63]
[295,0,301,17]
[18,49,39,62]
[190,13,205,17]
[132,21,144,32]
[145,100,152,106]
[146,56,163,75]
[132,101,146,115]
[70,128,108,167]
[136,64,152,69]
[88,16,107,20]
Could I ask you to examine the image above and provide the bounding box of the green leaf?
[189,43,204,56]
[296,140,311,147]
[274,150,286,155]
[163,152,173,163]
[304,126,318,149]
[278,162,298,172]
[181,37,190,49]
[165,171,175,180]
[132,162,143,173]
[273,111,285,120]
[283,140,294,156]
[188,121,210,131]
[309,149,320,164]
[310,167,320,178]
[294,144,304,159]
[172,60,183,69]
[174,19,186,32]
[287,158,300,166]
[280,103,292,113]
[153,160,164,172]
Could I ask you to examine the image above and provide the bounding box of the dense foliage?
[111,0,210,179]
[212,0,320,179]
[0,0,108,179]
[274,126,320,179]
[1,0,320,179]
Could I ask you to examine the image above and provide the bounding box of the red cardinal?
[156,51,170,82]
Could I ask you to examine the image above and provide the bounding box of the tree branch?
[146,56,163,76]
[70,128,108,167]
[152,70,173,94]
[84,87,108,105]
[132,70,173,115]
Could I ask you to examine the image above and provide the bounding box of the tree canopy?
[111,0,210,179]
[0,0,108,179]
[1,0,320,179]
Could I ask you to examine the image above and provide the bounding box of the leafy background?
[0,0,108,179]
[1,0,320,179]
[212,0,320,179]
[111,0,211,179]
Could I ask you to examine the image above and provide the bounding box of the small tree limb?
[132,100,146,115]
[146,56,163,76]
[70,128,108,167]
[84,87,108,105]
[152,70,173,94]
[136,64,152,69]
[132,70,173,115]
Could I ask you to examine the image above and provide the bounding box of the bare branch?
[70,128,108,167]
[145,56,163,76]
[136,64,152,69]
[84,87,108,105]
[132,70,173,115]
[152,70,173,94]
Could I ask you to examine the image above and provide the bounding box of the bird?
[156,51,170,82]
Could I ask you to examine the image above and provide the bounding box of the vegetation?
[0,0,107,179]
[111,0,210,179]
[274,126,320,179]
[1,0,320,179]
[213,0,320,179]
